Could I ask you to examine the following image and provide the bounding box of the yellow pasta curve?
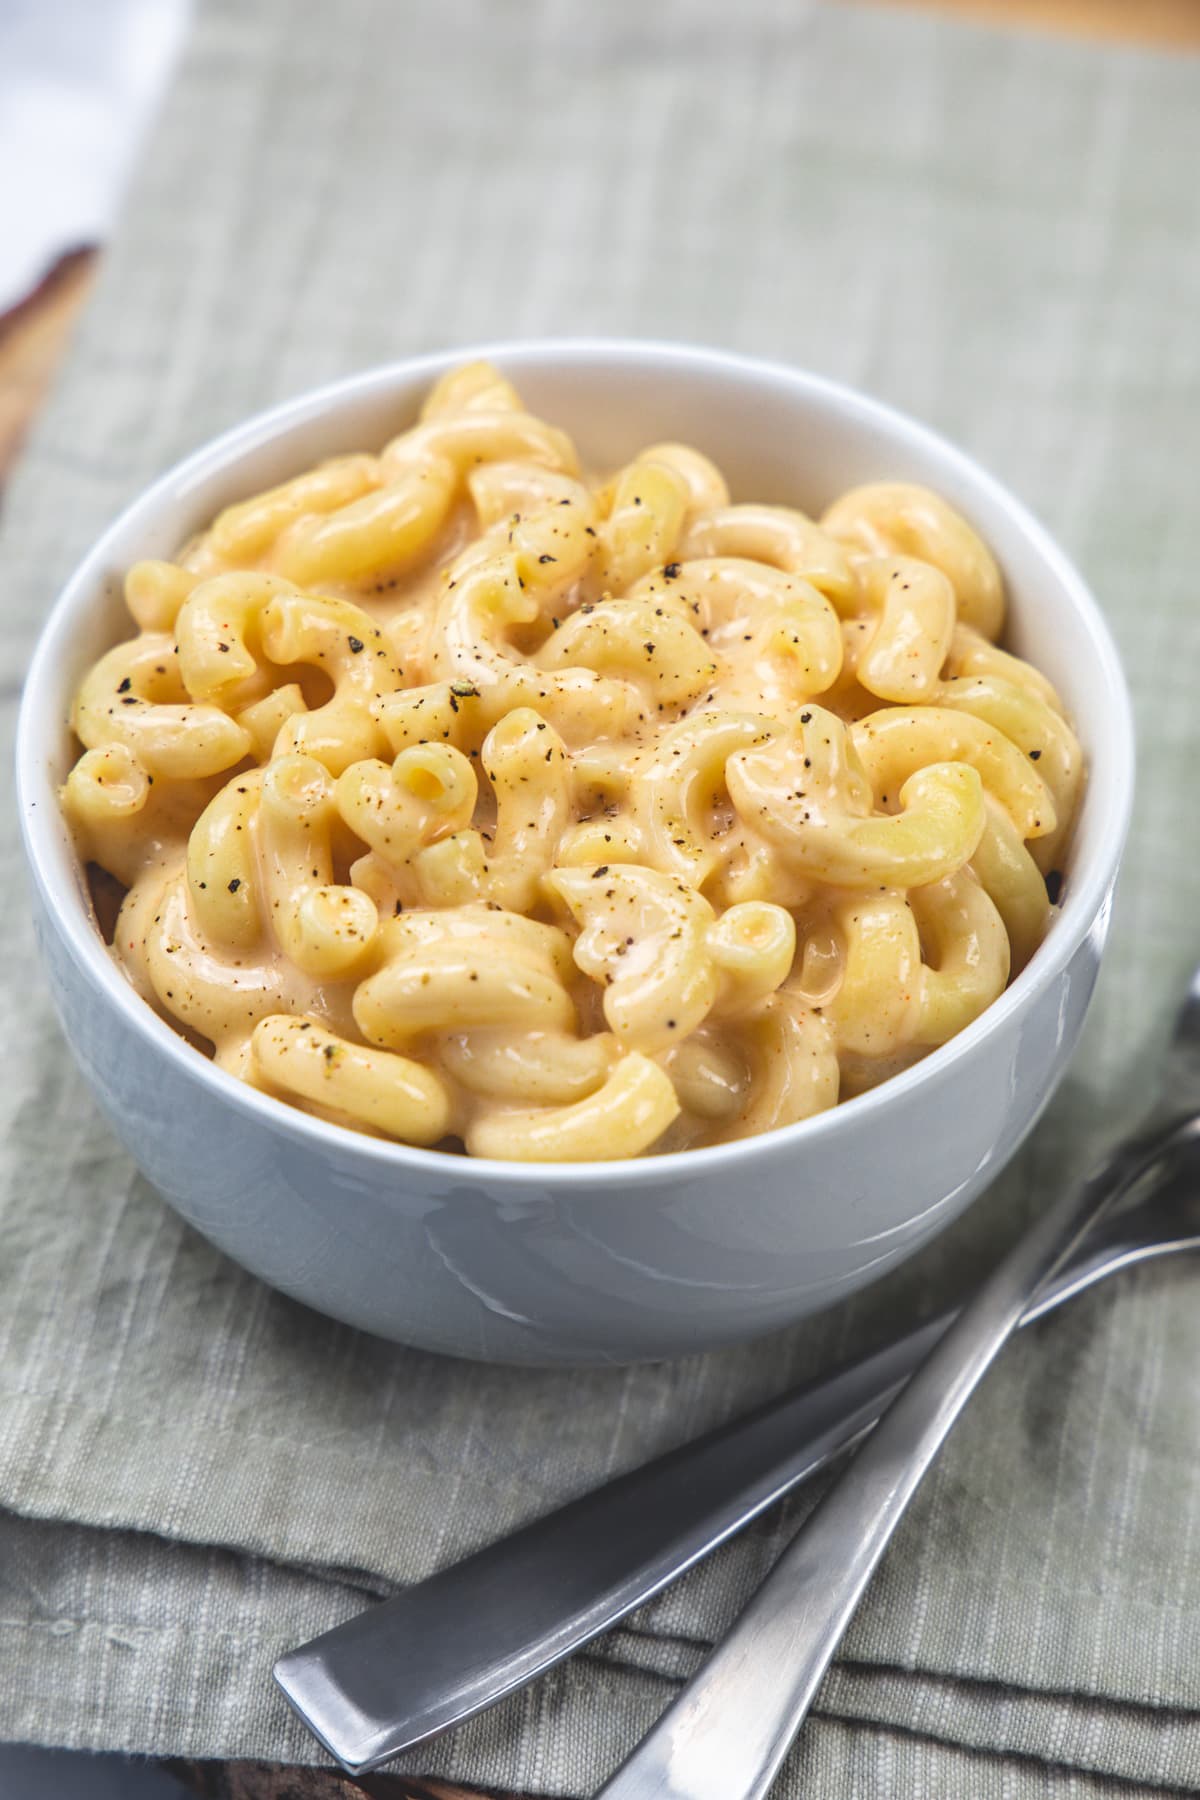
[61,362,1083,1159]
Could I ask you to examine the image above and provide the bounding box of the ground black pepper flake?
[1029,748,1042,760]
[228,878,242,893]
[592,865,610,878]
[348,635,365,654]
[117,677,132,694]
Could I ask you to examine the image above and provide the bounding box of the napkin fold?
[2,1,1199,1793]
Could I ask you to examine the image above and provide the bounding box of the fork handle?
[274,1129,1190,1775]
[595,1121,1197,1800]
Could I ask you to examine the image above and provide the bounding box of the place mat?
[2,0,1199,1792]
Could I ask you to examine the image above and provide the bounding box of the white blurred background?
[0,0,192,315]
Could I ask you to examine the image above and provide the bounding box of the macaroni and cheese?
[61,361,1082,1160]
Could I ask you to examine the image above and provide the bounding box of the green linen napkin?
[2,1,1199,1792]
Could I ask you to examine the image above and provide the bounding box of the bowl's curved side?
[29,857,1112,1364]
[16,340,1134,1363]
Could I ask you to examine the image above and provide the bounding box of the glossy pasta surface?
[61,362,1082,1161]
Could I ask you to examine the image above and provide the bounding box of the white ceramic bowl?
[17,341,1134,1365]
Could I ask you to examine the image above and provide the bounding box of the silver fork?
[275,965,1200,1780]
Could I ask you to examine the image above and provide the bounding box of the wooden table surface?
[2,2,1196,1795]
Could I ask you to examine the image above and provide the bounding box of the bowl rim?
[16,335,1135,1188]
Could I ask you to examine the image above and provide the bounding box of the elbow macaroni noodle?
[61,362,1083,1161]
